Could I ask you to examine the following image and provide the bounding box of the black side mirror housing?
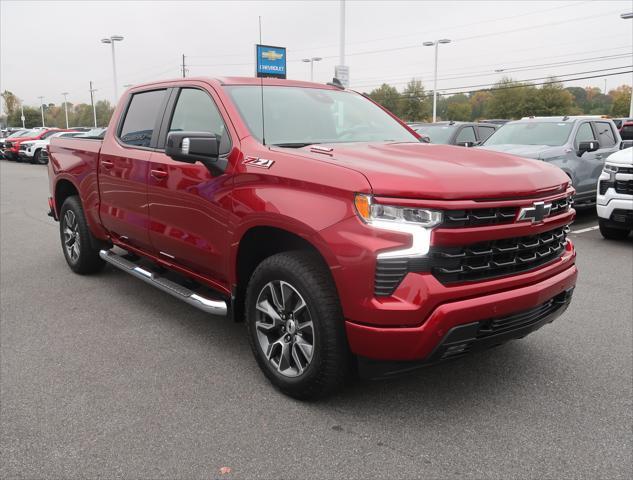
[619,140,633,150]
[165,131,226,175]
[577,141,599,156]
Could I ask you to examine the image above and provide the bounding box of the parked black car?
[412,121,498,146]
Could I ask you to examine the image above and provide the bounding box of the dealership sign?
[256,44,287,79]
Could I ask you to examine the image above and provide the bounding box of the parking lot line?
[570,225,599,234]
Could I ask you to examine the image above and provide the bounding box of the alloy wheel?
[63,210,81,262]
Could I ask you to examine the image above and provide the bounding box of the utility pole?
[339,0,345,66]
[89,81,98,128]
[37,96,45,127]
[61,92,69,129]
[20,102,25,128]
[622,12,633,117]
[181,54,186,78]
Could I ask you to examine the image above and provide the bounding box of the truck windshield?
[226,85,417,146]
[483,122,573,147]
[414,125,456,144]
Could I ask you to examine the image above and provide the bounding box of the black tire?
[599,219,630,240]
[245,250,350,399]
[33,149,45,165]
[59,196,105,274]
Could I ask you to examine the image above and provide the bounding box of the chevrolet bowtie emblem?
[518,201,552,224]
[261,50,283,61]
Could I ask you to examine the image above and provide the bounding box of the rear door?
[477,125,496,143]
[147,85,236,289]
[98,88,169,251]
[454,126,477,146]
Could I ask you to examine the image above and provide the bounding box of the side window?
[575,122,595,148]
[169,88,230,155]
[455,126,476,143]
[621,125,633,141]
[478,126,496,141]
[119,89,166,147]
[594,122,616,148]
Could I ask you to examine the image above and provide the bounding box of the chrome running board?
[99,249,227,316]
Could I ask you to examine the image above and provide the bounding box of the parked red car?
[3,128,62,161]
[47,77,577,398]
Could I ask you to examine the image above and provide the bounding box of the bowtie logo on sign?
[256,44,287,79]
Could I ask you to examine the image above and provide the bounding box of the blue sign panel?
[256,44,287,79]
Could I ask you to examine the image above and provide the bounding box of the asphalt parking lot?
[1,160,631,479]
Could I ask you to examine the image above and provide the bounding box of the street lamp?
[302,57,322,82]
[101,35,124,101]
[61,92,69,129]
[37,96,45,127]
[621,13,633,117]
[423,38,451,122]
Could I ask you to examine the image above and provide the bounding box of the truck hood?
[282,142,569,200]
[605,147,633,166]
[477,144,563,160]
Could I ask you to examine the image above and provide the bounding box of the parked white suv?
[597,147,633,239]
[18,131,82,164]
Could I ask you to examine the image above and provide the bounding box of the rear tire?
[245,250,350,399]
[59,196,105,274]
[599,219,630,240]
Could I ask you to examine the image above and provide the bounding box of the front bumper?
[345,261,578,362]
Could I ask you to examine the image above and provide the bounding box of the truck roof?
[127,76,343,91]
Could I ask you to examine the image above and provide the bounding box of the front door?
[147,86,236,289]
[571,121,602,198]
[98,88,168,251]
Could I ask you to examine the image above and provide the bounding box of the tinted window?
[456,126,476,143]
[621,125,633,140]
[594,122,616,147]
[119,89,166,147]
[575,122,595,148]
[484,122,573,146]
[478,126,496,141]
[169,88,230,154]
[414,125,456,144]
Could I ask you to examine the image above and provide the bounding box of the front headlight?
[603,164,618,174]
[354,194,442,259]
[354,194,442,227]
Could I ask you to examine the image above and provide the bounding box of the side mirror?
[577,141,599,156]
[165,131,226,175]
[620,140,633,150]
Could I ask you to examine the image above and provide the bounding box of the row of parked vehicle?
[409,115,633,239]
[0,127,106,164]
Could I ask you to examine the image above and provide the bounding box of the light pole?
[101,35,124,101]
[89,81,98,128]
[37,96,45,127]
[621,12,633,117]
[20,101,25,128]
[61,92,69,129]
[423,38,451,122]
[302,57,322,82]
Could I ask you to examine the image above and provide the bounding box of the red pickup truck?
[48,77,577,398]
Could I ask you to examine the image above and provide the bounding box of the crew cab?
[48,77,577,398]
[479,116,623,208]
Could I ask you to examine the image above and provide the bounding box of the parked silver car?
[479,116,623,207]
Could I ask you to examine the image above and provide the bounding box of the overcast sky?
[1,0,632,107]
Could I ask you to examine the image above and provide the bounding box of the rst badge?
[243,157,274,169]
[518,201,552,223]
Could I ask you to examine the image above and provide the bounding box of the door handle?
[150,169,168,180]
[101,160,114,169]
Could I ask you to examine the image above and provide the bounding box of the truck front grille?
[430,226,569,284]
[615,180,633,195]
[374,225,569,296]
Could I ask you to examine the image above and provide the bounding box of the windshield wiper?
[272,142,321,148]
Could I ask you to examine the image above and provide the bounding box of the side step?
[99,249,227,316]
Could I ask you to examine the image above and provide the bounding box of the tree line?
[1,90,115,129]
[365,77,632,122]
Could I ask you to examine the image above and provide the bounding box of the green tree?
[487,78,535,119]
[1,90,19,115]
[399,79,428,122]
[95,100,114,127]
[610,85,632,117]
[368,83,402,117]
[445,93,472,121]
[469,91,492,120]
[533,80,574,116]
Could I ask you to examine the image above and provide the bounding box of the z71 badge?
[243,157,275,169]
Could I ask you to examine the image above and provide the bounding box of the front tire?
[59,196,105,274]
[599,219,630,240]
[245,251,350,399]
[33,149,45,165]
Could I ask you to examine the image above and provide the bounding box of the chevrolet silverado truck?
[48,77,578,399]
